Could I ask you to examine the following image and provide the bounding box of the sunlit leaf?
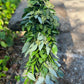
[27,73,35,81]
[46,44,50,55]
[39,41,44,51]
[49,68,58,78]
[38,17,42,24]
[22,42,30,53]
[52,44,58,55]
[0,41,8,48]
[36,76,44,84]
[24,78,29,84]
[45,74,50,84]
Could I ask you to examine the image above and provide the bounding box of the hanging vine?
[21,0,64,83]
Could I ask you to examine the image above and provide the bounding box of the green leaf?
[34,15,38,19]
[39,58,43,63]
[0,31,5,40]
[15,76,20,81]
[36,76,44,84]
[32,65,34,74]
[24,78,29,84]
[26,37,32,42]
[0,73,6,77]
[45,75,54,84]
[0,41,8,48]
[41,66,48,77]
[57,70,64,78]
[39,41,44,51]
[30,43,37,52]
[31,50,38,57]
[25,43,37,57]
[0,67,2,70]
[46,44,50,55]
[45,74,51,84]
[55,61,61,67]
[38,17,42,24]
[45,1,54,8]
[5,36,13,47]
[27,73,35,81]
[37,33,43,41]
[47,36,51,41]
[27,26,31,32]
[50,80,54,84]
[49,68,58,78]
[40,51,47,59]
[0,60,3,64]
[50,75,59,84]
[3,66,8,71]
[35,65,39,72]
[52,44,58,55]
[22,42,30,53]
[36,54,39,58]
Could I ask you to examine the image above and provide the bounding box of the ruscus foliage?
[21,0,64,84]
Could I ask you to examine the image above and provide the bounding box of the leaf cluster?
[0,56,10,78]
[21,0,64,84]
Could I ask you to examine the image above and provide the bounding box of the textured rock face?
[8,0,28,31]
[9,0,84,84]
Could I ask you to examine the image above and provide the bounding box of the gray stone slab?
[8,0,28,31]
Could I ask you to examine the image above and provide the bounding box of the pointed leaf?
[45,75,51,84]
[57,70,64,78]
[52,44,58,55]
[22,42,30,53]
[24,78,29,84]
[46,44,50,55]
[34,15,38,19]
[39,41,44,51]
[36,76,44,84]
[27,73,35,81]
[38,17,42,24]
[0,41,8,48]
[50,80,54,84]
[49,68,58,78]
[0,60,3,64]
[30,43,37,52]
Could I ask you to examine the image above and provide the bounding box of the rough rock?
[8,0,28,31]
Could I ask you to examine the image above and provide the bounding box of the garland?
[21,0,64,83]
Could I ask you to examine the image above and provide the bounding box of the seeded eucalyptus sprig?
[21,0,64,84]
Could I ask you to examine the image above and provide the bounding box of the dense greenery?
[0,0,20,48]
[21,0,64,84]
[0,56,10,78]
[0,0,20,78]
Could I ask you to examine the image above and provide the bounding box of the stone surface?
[58,52,84,84]
[57,0,84,84]
[8,0,28,31]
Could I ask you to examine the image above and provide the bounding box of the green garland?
[21,0,64,84]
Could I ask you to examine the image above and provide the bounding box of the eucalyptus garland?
[21,0,64,84]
